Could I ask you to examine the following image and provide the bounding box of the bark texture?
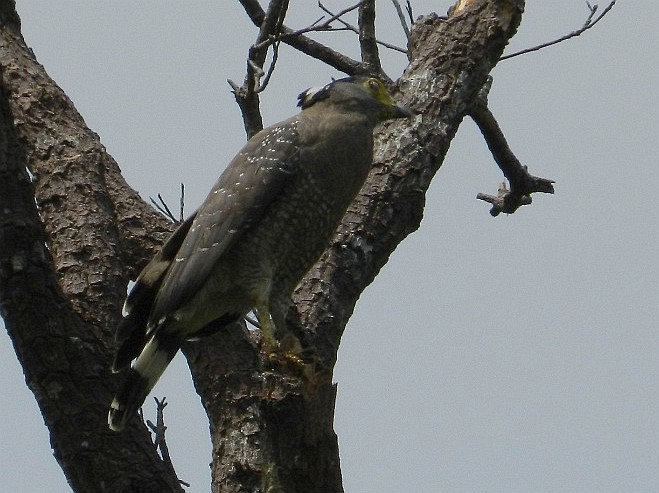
[0,1,181,491]
[0,0,524,491]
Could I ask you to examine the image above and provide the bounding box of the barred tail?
[108,331,181,431]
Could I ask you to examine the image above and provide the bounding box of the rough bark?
[0,0,524,492]
[0,1,181,491]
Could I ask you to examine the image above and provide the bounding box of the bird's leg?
[255,304,307,373]
[254,304,279,356]
[254,306,324,395]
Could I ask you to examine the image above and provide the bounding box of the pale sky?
[1,1,657,492]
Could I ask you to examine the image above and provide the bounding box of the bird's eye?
[368,78,380,92]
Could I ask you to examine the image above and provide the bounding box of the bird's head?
[298,76,412,123]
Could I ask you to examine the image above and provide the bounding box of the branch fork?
[469,78,555,216]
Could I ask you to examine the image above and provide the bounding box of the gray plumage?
[108,76,411,431]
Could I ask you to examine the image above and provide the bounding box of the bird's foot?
[262,331,304,368]
[261,331,318,383]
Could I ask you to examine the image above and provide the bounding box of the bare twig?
[391,0,410,38]
[146,397,191,488]
[229,0,290,138]
[178,183,185,222]
[150,193,178,224]
[256,0,290,64]
[470,79,554,216]
[358,0,382,73]
[149,185,185,224]
[255,40,280,93]
[501,0,616,60]
[405,1,414,25]
[298,2,364,35]
[237,0,265,24]
[318,2,406,56]
[283,27,368,74]
[237,0,368,76]
[250,2,365,47]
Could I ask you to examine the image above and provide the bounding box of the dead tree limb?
[289,2,364,37]
[146,397,190,488]
[470,79,555,216]
[237,0,369,76]
[358,0,382,73]
[391,0,411,39]
[229,0,290,138]
[318,2,406,56]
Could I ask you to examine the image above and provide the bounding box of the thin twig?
[229,0,291,137]
[405,1,414,25]
[150,193,178,224]
[237,0,368,76]
[501,0,616,60]
[149,186,185,224]
[146,397,190,488]
[391,0,410,38]
[178,183,185,222]
[286,2,363,37]
[318,2,406,54]
[253,0,289,88]
[231,0,370,137]
[255,39,280,93]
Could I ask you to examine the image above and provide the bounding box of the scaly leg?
[254,304,278,355]
[254,303,306,371]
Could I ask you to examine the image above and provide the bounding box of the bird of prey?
[108,76,411,431]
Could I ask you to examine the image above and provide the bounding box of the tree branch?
[391,0,411,39]
[147,397,190,488]
[290,2,363,37]
[230,0,291,138]
[469,79,554,216]
[405,1,414,26]
[318,2,407,57]
[237,0,369,76]
[501,0,616,60]
[358,0,382,73]
[237,0,266,25]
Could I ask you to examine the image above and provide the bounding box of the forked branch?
[229,0,290,137]
[237,0,371,75]
[470,79,555,216]
[146,397,190,489]
[288,2,364,37]
[318,2,406,58]
[233,0,399,136]
[149,183,185,224]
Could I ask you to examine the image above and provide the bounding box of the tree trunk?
[0,0,524,491]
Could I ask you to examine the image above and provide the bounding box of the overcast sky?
[1,1,657,492]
